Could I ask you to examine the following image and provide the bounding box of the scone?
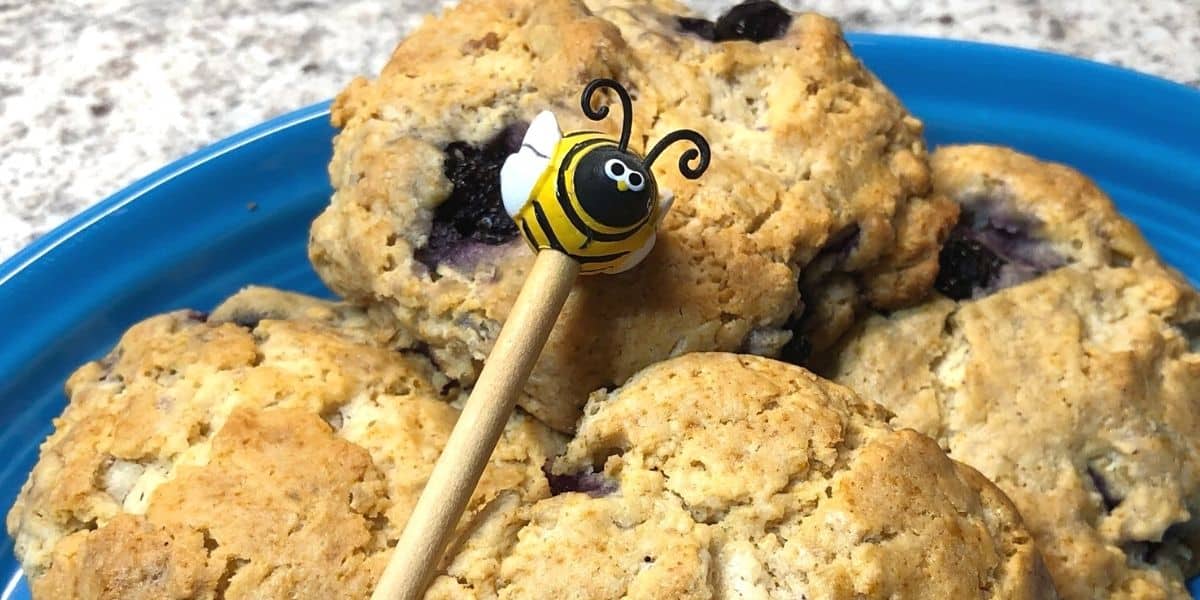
[427,353,1056,599]
[6,287,564,599]
[308,0,956,431]
[828,145,1200,599]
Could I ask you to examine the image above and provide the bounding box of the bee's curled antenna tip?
[581,78,634,152]
[643,129,711,180]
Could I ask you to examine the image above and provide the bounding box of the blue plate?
[3,35,1199,599]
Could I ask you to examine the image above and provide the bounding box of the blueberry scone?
[6,287,564,599]
[308,0,956,431]
[427,353,1056,599]
[829,146,1200,599]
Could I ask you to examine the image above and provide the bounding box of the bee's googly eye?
[604,158,627,180]
[627,171,645,191]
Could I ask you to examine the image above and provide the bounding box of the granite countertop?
[1,0,1198,262]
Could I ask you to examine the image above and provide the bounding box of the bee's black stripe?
[520,220,541,250]
[529,202,629,265]
[573,250,632,264]
[531,201,566,254]
[555,139,644,243]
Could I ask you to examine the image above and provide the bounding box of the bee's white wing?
[656,187,675,224]
[500,111,561,217]
[500,153,549,217]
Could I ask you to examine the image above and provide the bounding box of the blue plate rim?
[0,102,332,288]
[3,34,1199,289]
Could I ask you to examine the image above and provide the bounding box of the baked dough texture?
[307,0,955,431]
[6,287,564,599]
[427,353,1056,599]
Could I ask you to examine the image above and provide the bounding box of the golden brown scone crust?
[6,287,563,599]
[207,284,411,348]
[830,147,1200,600]
[308,0,955,431]
[429,353,1056,599]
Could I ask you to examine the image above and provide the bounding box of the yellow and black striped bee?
[500,79,711,274]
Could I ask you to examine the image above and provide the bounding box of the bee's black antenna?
[643,130,711,179]
[581,78,634,152]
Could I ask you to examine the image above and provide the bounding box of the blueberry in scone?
[929,144,1157,300]
[309,0,956,431]
[676,0,794,43]
[6,287,563,599]
[426,353,1056,599]
[828,145,1200,600]
[417,126,527,270]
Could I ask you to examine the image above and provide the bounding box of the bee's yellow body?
[513,131,661,274]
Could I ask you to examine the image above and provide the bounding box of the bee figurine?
[500,78,711,274]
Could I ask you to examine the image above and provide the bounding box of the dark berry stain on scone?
[779,321,813,366]
[222,310,271,330]
[821,224,861,266]
[677,1,793,43]
[777,225,860,367]
[934,198,1067,300]
[399,342,458,394]
[1174,319,1200,352]
[676,16,717,40]
[1122,540,1167,566]
[543,462,617,497]
[1123,524,1187,566]
[400,340,434,360]
[1086,465,1122,512]
[414,122,528,271]
[97,348,124,384]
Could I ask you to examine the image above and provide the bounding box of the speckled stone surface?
[1,0,1198,262]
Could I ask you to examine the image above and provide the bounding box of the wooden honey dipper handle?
[370,249,580,600]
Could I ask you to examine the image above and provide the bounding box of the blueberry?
[967,208,1063,274]
[714,0,793,42]
[934,200,1067,300]
[434,139,518,244]
[185,310,209,323]
[933,230,1004,301]
[543,463,618,497]
[414,122,528,271]
[496,120,530,155]
[676,1,792,43]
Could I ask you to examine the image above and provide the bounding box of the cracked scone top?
[426,353,1056,599]
[308,0,956,431]
[829,146,1200,599]
[6,287,564,599]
